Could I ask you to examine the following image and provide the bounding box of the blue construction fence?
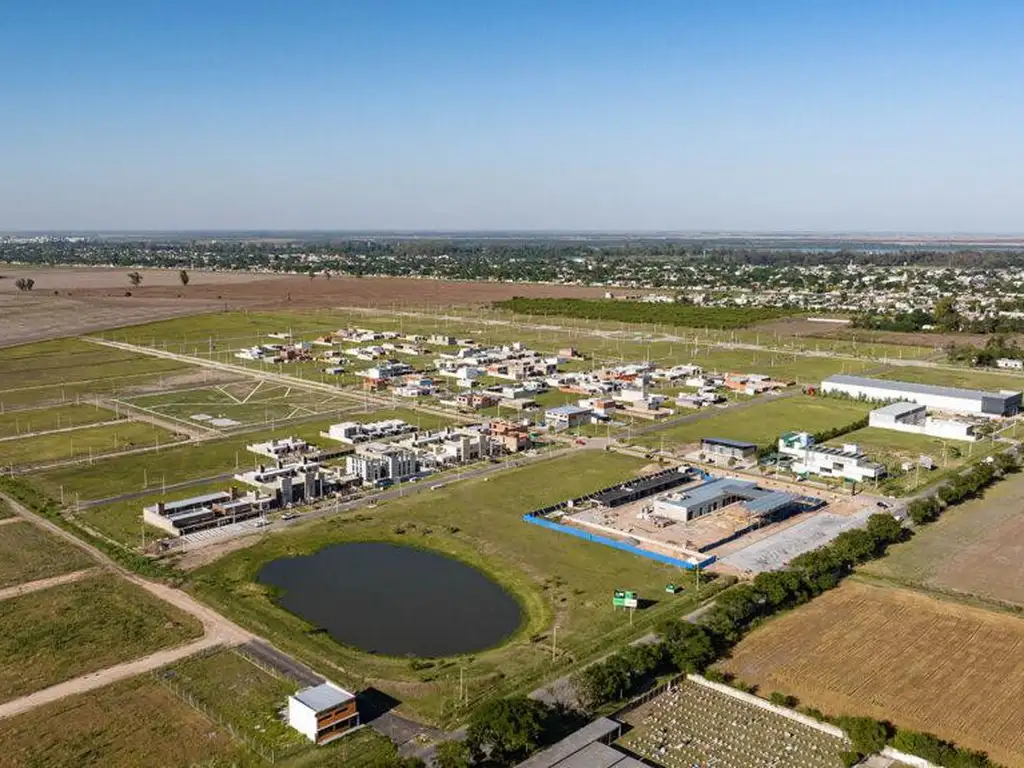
[522,514,716,570]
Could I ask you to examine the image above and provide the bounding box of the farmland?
[0,520,94,588]
[0,573,203,703]
[190,451,725,723]
[0,421,185,469]
[862,470,1024,607]
[628,395,873,450]
[717,581,1024,768]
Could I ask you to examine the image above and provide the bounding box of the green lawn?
[0,520,95,587]
[628,395,874,450]
[0,573,203,703]
[0,674,254,768]
[0,421,185,469]
[189,451,725,724]
[0,404,123,439]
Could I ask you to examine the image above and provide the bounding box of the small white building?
[996,358,1024,370]
[287,682,359,745]
[545,405,593,429]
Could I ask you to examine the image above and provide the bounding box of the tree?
[837,715,888,756]
[466,697,549,765]
[434,740,473,768]
[14,278,34,291]
[660,621,716,672]
[179,269,190,286]
[127,271,143,287]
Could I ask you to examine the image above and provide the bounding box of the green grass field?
[0,573,203,703]
[0,674,254,768]
[189,451,725,724]
[0,338,190,410]
[628,395,874,450]
[0,404,123,439]
[161,649,306,755]
[0,421,185,469]
[126,381,359,428]
[0,520,95,588]
[0,499,12,518]
[33,407,452,502]
[877,365,1024,392]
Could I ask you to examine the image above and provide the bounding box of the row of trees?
[947,335,1022,367]
[907,451,1017,525]
[493,297,792,330]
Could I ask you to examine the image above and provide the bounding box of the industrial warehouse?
[821,374,1022,417]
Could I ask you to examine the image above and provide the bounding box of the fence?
[152,665,305,765]
[522,514,715,569]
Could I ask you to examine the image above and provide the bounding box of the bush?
[837,715,888,756]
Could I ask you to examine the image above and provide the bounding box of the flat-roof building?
[545,405,593,429]
[700,437,759,461]
[778,431,885,483]
[287,682,359,746]
[653,477,797,522]
[515,717,644,768]
[868,401,977,442]
[821,375,1021,417]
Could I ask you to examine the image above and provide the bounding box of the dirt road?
[0,568,97,603]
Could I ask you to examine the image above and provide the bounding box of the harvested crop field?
[862,471,1024,606]
[717,581,1024,767]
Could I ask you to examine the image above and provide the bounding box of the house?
[454,391,499,410]
[777,431,885,482]
[287,683,360,746]
[700,437,758,462]
[996,358,1024,370]
[345,443,419,483]
[489,420,532,453]
[247,437,311,460]
[545,405,593,429]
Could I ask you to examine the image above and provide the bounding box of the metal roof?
[162,491,231,513]
[550,742,635,768]
[743,490,796,516]
[824,374,1019,402]
[516,718,622,768]
[661,477,756,509]
[701,437,759,450]
[292,682,355,712]
[871,401,925,417]
[546,405,592,416]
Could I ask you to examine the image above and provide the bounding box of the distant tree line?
[494,297,793,329]
[947,335,1023,367]
[855,297,1024,335]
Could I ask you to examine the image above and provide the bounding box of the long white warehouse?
[821,375,1021,417]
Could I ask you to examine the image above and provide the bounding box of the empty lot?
[0,520,94,588]
[862,471,1024,607]
[717,581,1024,767]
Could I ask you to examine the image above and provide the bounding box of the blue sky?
[2,1,1022,232]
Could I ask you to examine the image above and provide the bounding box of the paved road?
[0,568,98,603]
[80,472,237,509]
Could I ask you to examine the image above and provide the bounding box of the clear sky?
[3,1,1023,232]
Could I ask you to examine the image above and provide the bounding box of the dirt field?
[717,581,1024,767]
[0,266,608,347]
[862,471,1024,606]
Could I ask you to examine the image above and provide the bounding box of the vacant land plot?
[0,573,203,703]
[824,426,997,496]
[878,365,1024,392]
[0,520,94,588]
[0,674,252,768]
[0,403,122,439]
[618,678,849,768]
[126,381,357,428]
[161,649,305,755]
[862,471,1024,606]
[717,581,1024,768]
[0,421,185,469]
[0,499,12,518]
[629,395,873,450]
[191,451,724,723]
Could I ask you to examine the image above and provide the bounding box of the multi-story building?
[287,683,360,745]
[345,443,418,484]
[777,431,885,482]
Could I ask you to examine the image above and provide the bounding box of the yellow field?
[717,581,1024,767]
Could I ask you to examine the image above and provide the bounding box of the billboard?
[613,589,638,609]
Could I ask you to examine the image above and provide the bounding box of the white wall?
[287,699,319,742]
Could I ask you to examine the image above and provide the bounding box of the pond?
[257,541,523,657]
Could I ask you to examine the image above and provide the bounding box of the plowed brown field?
[718,581,1024,767]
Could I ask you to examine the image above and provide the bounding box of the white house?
[287,682,360,745]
